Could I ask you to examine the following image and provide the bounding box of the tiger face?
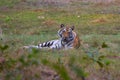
[58,24,75,43]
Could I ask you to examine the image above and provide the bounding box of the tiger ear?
[60,24,65,28]
[71,26,74,30]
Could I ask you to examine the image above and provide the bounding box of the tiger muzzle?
[62,37,72,43]
[62,37,68,41]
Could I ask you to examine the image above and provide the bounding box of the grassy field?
[0,0,120,80]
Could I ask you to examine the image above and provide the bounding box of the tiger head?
[58,24,75,44]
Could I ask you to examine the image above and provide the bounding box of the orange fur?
[60,26,81,49]
[73,32,80,49]
[62,27,70,38]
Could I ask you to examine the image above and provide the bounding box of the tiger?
[23,24,81,50]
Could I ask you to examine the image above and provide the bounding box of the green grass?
[0,0,120,80]
[1,12,120,35]
[0,0,20,7]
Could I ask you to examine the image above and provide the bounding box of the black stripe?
[47,42,51,47]
[67,42,72,46]
[41,43,44,47]
[44,42,48,47]
[39,41,54,48]
[38,44,39,47]
[49,41,54,46]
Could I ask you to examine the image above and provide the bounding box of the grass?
[0,0,120,80]
[0,0,20,8]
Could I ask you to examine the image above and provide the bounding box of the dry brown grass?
[42,20,57,26]
[91,18,108,23]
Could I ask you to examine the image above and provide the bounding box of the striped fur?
[58,24,80,49]
[24,39,64,50]
[24,24,80,50]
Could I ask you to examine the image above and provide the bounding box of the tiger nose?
[63,37,67,40]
